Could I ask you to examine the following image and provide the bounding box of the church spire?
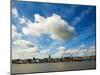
[49,53,51,59]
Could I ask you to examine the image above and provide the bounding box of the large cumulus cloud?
[22,14,76,41]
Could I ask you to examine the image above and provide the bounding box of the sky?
[11,1,96,59]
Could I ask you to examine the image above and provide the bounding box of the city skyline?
[12,1,96,59]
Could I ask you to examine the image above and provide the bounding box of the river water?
[12,61,96,74]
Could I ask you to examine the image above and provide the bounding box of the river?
[11,61,96,74]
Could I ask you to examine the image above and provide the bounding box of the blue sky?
[12,1,96,59]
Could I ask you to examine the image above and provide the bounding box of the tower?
[49,54,51,59]
[48,53,51,62]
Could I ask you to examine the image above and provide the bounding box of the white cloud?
[12,25,17,39]
[12,24,16,31]
[22,14,76,41]
[12,44,96,59]
[53,46,66,58]
[12,24,22,40]
[65,49,85,57]
[65,45,96,57]
[71,7,92,25]
[12,46,51,59]
[57,46,66,51]
[34,14,46,23]
[11,10,76,41]
[12,46,38,59]
[12,8,18,17]
[12,8,22,40]
[88,45,96,55]
[37,49,50,59]
[18,16,27,25]
[13,39,34,47]
[53,45,96,58]
[53,52,64,58]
